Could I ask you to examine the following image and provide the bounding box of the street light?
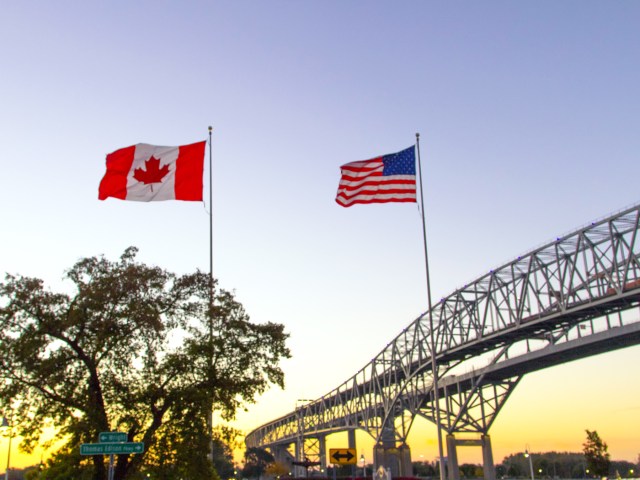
[361,454,366,478]
[2,416,12,480]
[524,446,534,480]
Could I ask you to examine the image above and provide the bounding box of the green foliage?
[610,460,636,479]
[453,450,634,480]
[210,427,240,480]
[30,446,94,480]
[501,451,592,478]
[266,461,291,478]
[243,447,275,479]
[459,463,483,478]
[0,248,290,480]
[412,461,436,477]
[583,430,611,478]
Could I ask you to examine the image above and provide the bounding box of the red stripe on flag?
[98,145,136,200]
[175,141,206,201]
[336,194,416,207]
[338,178,415,192]
[341,197,416,206]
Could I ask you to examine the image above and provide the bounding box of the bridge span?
[246,203,640,480]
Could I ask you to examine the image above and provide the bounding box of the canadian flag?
[98,141,206,201]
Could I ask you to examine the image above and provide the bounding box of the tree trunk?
[92,455,107,480]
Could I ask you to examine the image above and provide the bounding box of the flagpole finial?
[416,132,420,140]
[208,126,213,133]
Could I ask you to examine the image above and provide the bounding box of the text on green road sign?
[80,442,144,455]
[99,432,127,443]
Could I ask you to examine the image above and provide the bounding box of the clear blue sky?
[1,0,639,466]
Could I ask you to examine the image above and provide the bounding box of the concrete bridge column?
[294,440,305,477]
[348,429,356,449]
[374,422,397,476]
[398,443,413,477]
[373,444,413,478]
[373,423,413,478]
[319,434,327,471]
[446,435,460,480]
[374,443,384,473]
[481,435,496,480]
[445,434,496,480]
[349,430,357,477]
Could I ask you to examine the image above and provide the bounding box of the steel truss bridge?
[246,203,640,480]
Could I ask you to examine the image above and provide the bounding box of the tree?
[610,460,636,479]
[583,430,611,478]
[501,451,588,479]
[412,461,436,478]
[459,463,483,478]
[0,248,290,480]
[243,447,275,479]
[265,461,291,478]
[210,426,242,480]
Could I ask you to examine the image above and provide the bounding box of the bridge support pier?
[372,418,413,477]
[349,430,357,477]
[373,443,413,478]
[398,443,413,477]
[446,434,495,480]
[319,434,327,472]
[446,435,459,480]
[294,440,305,477]
[481,435,496,480]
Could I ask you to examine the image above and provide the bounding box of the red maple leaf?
[133,156,170,187]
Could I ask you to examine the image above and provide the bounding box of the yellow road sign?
[329,448,357,465]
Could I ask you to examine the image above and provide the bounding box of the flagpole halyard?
[415,133,446,480]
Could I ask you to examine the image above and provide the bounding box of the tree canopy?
[0,247,290,480]
[583,430,611,478]
[242,447,275,479]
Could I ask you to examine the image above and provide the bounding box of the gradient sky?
[1,0,639,470]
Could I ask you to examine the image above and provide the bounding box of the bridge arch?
[246,203,640,480]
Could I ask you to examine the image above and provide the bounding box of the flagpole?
[207,125,214,464]
[208,126,213,284]
[415,133,446,480]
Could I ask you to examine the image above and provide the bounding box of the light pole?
[361,454,366,478]
[524,446,534,480]
[2,416,12,480]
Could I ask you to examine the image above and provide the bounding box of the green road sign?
[80,442,144,455]
[99,432,127,443]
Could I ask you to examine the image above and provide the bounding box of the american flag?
[335,146,417,207]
